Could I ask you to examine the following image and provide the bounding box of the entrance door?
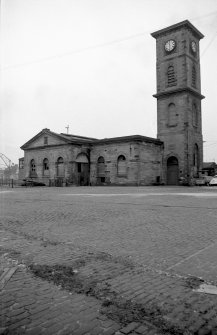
[167,156,179,185]
[76,153,89,186]
[77,163,89,186]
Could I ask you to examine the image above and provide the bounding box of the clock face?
[191,41,197,53]
[165,40,176,52]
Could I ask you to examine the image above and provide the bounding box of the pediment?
[21,129,71,150]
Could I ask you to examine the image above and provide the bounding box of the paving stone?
[134,325,149,334]
[120,323,140,334]
[1,187,217,335]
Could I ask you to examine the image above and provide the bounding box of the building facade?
[19,20,204,186]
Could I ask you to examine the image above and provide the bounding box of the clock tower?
[151,20,204,185]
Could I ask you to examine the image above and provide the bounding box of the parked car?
[195,178,206,186]
[209,176,217,186]
[195,175,212,186]
[21,178,46,186]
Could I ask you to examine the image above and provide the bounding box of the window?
[192,65,196,88]
[97,156,105,177]
[167,66,176,87]
[117,155,127,176]
[30,159,36,172]
[168,103,177,126]
[29,159,37,177]
[19,159,24,169]
[43,158,49,170]
[43,158,49,176]
[44,137,48,145]
[57,157,64,177]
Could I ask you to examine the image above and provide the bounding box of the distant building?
[19,20,205,186]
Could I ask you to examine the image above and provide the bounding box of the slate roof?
[21,128,163,150]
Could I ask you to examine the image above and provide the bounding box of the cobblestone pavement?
[1,186,217,334]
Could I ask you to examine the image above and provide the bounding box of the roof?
[151,20,204,40]
[60,133,98,141]
[21,128,97,149]
[21,129,163,150]
[94,135,163,145]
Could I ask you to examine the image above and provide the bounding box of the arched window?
[97,156,105,176]
[29,159,37,177]
[30,159,36,172]
[192,65,196,88]
[97,156,105,183]
[43,158,49,170]
[43,158,49,176]
[117,155,127,176]
[57,157,64,177]
[192,103,198,127]
[167,66,176,87]
[168,103,177,126]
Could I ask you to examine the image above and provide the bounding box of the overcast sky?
[1,0,217,166]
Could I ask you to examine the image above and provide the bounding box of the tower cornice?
[153,87,205,100]
[151,20,204,40]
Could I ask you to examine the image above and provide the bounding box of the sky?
[1,0,217,166]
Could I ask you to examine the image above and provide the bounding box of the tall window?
[168,103,177,126]
[29,159,37,177]
[192,65,196,88]
[167,66,176,87]
[57,157,64,177]
[117,155,127,176]
[30,159,36,172]
[44,137,48,145]
[19,159,24,169]
[97,156,105,183]
[43,158,49,175]
[97,156,105,176]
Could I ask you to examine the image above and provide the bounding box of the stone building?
[19,20,204,186]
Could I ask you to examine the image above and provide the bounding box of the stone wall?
[90,140,163,186]
[23,144,90,185]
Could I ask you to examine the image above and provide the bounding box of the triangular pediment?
[21,129,72,150]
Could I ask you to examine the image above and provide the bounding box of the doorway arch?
[76,153,89,186]
[167,156,179,185]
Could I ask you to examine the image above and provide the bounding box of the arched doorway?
[167,156,179,185]
[76,153,89,186]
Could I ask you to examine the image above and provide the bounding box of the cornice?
[153,87,205,100]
